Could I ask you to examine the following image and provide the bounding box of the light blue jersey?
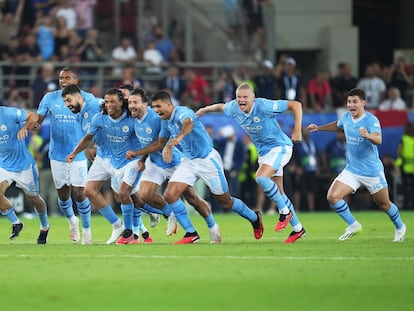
[37,89,96,162]
[223,98,292,156]
[134,107,182,168]
[88,112,141,169]
[0,107,35,172]
[160,106,213,159]
[338,111,384,176]
[77,97,101,133]
[77,97,110,159]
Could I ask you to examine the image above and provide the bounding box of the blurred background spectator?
[277,57,307,106]
[76,27,104,87]
[307,68,333,113]
[216,125,244,200]
[72,0,96,39]
[356,63,387,110]
[51,0,77,31]
[159,63,186,103]
[30,62,58,108]
[181,68,211,111]
[213,68,238,103]
[330,62,358,109]
[111,36,137,76]
[291,128,319,212]
[2,87,28,108]
[52,15,72,60]
[379,87,406,111]
[253,59,278,99]
[0,0,24,48]
[384,57,413,101]
[35,15,55,61]
[142,39,165,75]
[114,64,143,88]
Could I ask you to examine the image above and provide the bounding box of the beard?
[71,103,81,113]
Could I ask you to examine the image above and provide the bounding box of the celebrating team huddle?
[0,67,406,245]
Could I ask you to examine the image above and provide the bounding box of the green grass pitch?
[0,211,413,311]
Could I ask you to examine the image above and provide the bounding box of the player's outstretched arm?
[308,121,339,132]
[196,103,225,117]
[67,134,94,163]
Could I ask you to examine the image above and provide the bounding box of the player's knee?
[164,190,180,204]
[72,187,87,201]
[84,185,97,198]
[138,187,153,202]
[326,192,340,205]
[376,201,390,211]
[215,194,233,209]
[117,190,130,203]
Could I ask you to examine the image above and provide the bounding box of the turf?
[0,211,413,311]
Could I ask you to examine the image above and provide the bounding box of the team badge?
[0,124,7,131]
[253,116,260,123]
[122,125,129,132]
[84,112,89,119]
[146,127,152,134]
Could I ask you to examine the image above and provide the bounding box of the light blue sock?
[331,199,356,225]
[256,176,286,213]
[98,205,119,224]
[133,208,146,233]
[120,203,134,230]
[231,197,257,222]
[1,208,20,223]
[204,214,216,228]
[169,199,196,233]
[386,203,404,229]
[282,194,300,227]
[34,207,49,228]
[58,197,74,219]
[76,198,91,229]
[140,203,171,217]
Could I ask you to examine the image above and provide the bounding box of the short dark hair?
[152,90,171,103]
[130,87,148,103]
[60,67,78,77]
[62,84,81,97]
[347,88,366,100]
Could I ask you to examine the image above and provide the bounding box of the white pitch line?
[0,254,413,260]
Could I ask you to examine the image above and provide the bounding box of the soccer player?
[66,88,146,245]
[36,67,93,244]
[307,88,407,242]
[197,82,306,243]
[0,106,50,244]
[126,87,221,243]
[61,83,125,244]
[119,84,161,232]
[129,90,263,243]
